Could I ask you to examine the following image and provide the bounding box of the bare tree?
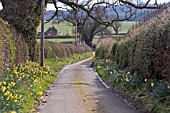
[113,22,122,34]
[57,6,113,46]
[47,0,161,45]
[48,0,161,24]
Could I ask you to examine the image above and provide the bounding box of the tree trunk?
[82,34,93,47]
[0,0,41,61]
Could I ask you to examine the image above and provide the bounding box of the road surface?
[38,58,141,113]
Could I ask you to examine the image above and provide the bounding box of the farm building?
[37,26,58,37]
[45,26,58,36]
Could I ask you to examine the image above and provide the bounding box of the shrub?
[95,8,170,82]
[96,38,117,59]
[94,60,170,113]
[36,41,92,62]
[0,18,28,73]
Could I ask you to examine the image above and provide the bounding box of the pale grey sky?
[0,0,169,11]
[0,2,2,10]
[46,0,169,10]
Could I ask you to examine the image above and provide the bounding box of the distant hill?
[45,8,152,22]
[45,3,170,22]
[45,10,67,20]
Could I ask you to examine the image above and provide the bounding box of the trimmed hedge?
[0,17,92,72]
[96,8,170,82]
[36,41,92,61]
[0,18,28,72]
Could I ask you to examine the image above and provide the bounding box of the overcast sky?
[0,2,2,10]
[46,0,169,10]
[0,0,169,11]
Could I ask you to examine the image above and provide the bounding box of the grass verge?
[93,59,170,113]
[0,52,93,113]
[22,52,93,113]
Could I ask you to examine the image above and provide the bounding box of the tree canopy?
[47,0,161,24]
[0,0,43,61]
[0,0,161,60]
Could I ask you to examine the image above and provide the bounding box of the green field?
[37,21,136,35]
[108,22,136,33]
[37,21,74,36]
[37,38,75,43]
[37,21,136,43]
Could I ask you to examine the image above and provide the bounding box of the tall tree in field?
[48,0,160,23]
[47,0,160,46]
[58,6,112,46]
[0,0,160,55]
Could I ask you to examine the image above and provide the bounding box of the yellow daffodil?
[126,78,129,82]
[31,109,36,112]
[40,96,44,100]
[3,81,6,85]
[38,91,43,96]
[1,86,6,92]
[6,96,10,100]
[0,82,2,86]
[19,95,22,99]
[44,72,48,75]
[46,66,50,70]
[7,85,10,89]
[4,91,10,96]
[167,86,170,89]
[34,79,38,84]
[144,79,147,82]
[106,66,109,70]
[4,92,8,96]
[22,74,25,79]
[30,92,33,96]
[151,82,154,87]
[110,71,112,75]
[9,93,13,97]
[14,95,18,99]
[14,100,18,103]
[13,70,18,76]
[11,82,16,87]
[113,70,116,73]
[127,72,130,75]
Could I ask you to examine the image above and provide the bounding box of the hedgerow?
[93,59,170,113]
[0,18,28,73]
[95,7,170,82]
[94,7,170,113]
[36,41,92,61]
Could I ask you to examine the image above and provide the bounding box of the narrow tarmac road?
[38,58,141,113]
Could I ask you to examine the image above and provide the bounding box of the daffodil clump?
[0,61,53,113]
[95,59,170,113]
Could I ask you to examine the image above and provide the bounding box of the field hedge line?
[36,41,92,61]
[0,18,92,73]
[96,8,170,82]
[0,18,28,72]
